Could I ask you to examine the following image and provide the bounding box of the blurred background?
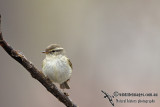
[0,0,160,107]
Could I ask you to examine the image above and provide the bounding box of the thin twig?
[0,15,77,107]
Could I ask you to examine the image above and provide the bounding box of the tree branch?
[0,15,77,107]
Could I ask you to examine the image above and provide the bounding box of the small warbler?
[42,44,72,89]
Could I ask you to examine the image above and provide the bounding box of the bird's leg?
[64,92,69,96]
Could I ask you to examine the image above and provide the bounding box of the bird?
[42,44,72,89]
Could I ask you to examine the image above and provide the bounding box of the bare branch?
[0,15,77,107]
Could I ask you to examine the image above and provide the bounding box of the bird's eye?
[51,50,56,53]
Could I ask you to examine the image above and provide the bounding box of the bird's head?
[42,44,64,55]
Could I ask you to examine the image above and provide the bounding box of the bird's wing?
[68,58,73,69]
[42,59,46,69]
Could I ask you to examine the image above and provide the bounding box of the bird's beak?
[42,51,46,53]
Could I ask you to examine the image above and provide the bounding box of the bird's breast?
[42,55,72,84]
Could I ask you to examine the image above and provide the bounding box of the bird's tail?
[60,81,70,89]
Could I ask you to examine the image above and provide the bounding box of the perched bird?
[42,44,72,89]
